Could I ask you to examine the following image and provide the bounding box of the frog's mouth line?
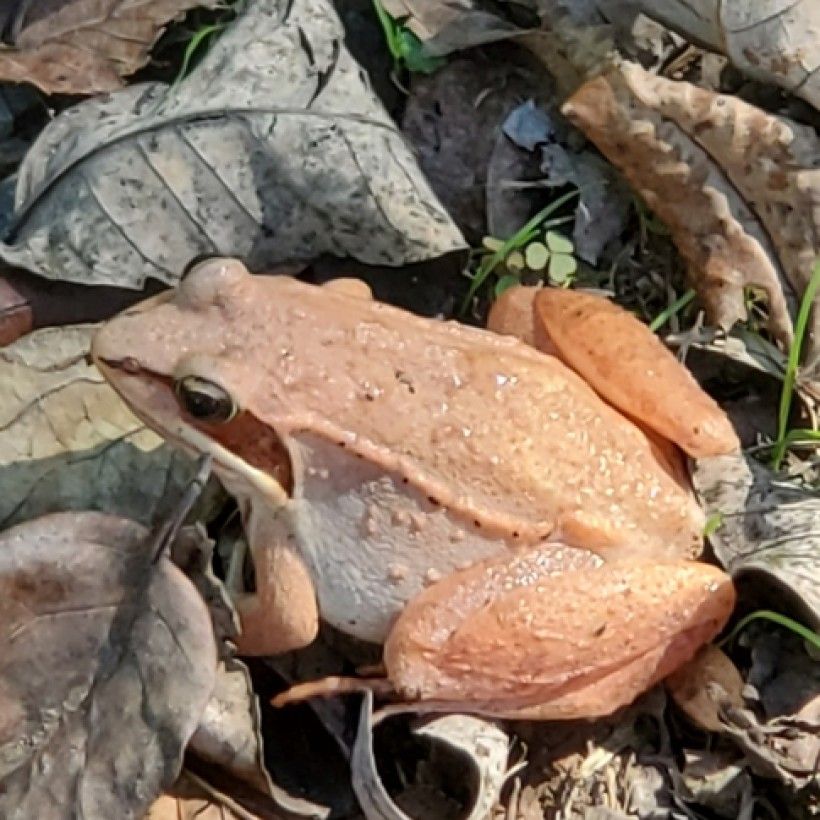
[95,357,291,510]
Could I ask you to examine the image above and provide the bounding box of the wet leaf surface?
[0,511,217,819]
[0,0,464,290]
[0,0,218,95]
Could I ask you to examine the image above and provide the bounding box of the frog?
[91,257,738,720]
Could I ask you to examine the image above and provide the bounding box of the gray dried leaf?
[680,751,752,819]
[0,0,217,95]
[0,324,207,529]
[539,141,631,263]
[0,0,464,290]
[632,0,820,110]
[190,658,330,819]
[191,660,271,793]
[692,453,820,630]
[381,0,528,55]
[351,692,509,820]
[0,511,217,819]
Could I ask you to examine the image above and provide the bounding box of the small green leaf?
[525,242,549,271]
[495,275,520,297]
[506,250,526,272]
[703,512,723,537]
[548,253,577,283]
[545,230,574,254]
[482,236,504,252]
[397,29,446,74]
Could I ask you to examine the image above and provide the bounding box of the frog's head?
[91,258,293,506]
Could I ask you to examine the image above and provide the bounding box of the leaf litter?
[0,0,819,817]
[0,0,465,290]
[0,511,217,819]
[0,0,219,96]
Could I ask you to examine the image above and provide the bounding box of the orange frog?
[92,258,737,719]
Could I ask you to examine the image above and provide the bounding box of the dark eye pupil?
[175,377,236,423]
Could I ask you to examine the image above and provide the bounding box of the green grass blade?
[371,0,402,61]
[460,189,579,314]
[719,609,820,652]
[772,258,820,469]
[649,288,695,332]
[173,23,225,88]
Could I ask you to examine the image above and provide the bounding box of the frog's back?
[232,277,704,560]
[117,270,703,560]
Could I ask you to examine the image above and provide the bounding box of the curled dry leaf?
[562,62,820,370]
[665,644,745,732]
[692,453,820,630]
[351,692,510,820]
[634,0,820,110]
[0,0,464,290]
[190,659,331,819]
[0,324,205,529]
[0,511,217,819]
[171,529,330,819]
[0,0,217,96]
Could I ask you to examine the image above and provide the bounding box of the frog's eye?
[174,376,237,423]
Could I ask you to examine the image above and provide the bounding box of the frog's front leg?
[233,510,319,656]
[383,545,735,719]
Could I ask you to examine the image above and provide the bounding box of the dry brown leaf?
[0,324,210,528]
[563,62,820,370]
[0,512,217,818]
[149,772,261,819]
[665,645,745,732]
[0,0,217,95]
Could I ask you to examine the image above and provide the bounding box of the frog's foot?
[383,544,736,720]
[233,543,319,656]
[272,676,394,708]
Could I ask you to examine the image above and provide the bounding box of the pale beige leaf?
[0,0,217,95]
[351,692,509,820]
[149,772,263,820]
[563,62,820,367]
[0,324,207,529]
[635,0,820,110]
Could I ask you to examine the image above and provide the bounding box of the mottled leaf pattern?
[0,0,464,289]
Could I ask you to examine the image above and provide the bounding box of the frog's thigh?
[384,545,735,719]
[235,542,319,656]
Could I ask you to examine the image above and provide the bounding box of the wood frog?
[92,258,738,719]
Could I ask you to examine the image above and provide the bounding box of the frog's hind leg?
[383,544,735,720]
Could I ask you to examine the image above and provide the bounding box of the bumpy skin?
[92,259,737,719]
[490,287,740,457]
